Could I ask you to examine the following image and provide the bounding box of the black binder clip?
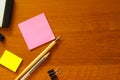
[0,33,5,41]
[48,68,61,80]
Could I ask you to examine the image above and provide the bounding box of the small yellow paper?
[0,50,22,72]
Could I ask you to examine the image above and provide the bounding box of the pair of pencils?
[15,36,61,80]
[20,52,50,80]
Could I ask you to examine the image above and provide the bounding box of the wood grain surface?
[0,0,120,80]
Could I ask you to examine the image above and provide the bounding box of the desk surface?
[0,0,120,80]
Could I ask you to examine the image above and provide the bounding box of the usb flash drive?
[0,0,14,28]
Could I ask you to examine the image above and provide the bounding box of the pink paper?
[18,13,55,50]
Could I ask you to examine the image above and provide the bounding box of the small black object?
[0,34,5,41]
[48,69,56,77]
[51,74,58,80]
[48,68,61,80]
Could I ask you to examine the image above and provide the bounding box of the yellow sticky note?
[0,50,22,72]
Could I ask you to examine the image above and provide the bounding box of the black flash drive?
[0,0,14,28]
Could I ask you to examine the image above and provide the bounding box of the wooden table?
[0,0,120,80]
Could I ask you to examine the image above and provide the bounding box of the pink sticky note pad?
[18,13,55,50]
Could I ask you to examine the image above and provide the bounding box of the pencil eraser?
[0,0,14,28]
[0,50,22,72]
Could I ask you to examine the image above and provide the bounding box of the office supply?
[0,0,14,27]
[15,36,61,80]
[0,50,22,72]
[48,69,58,80]
[50,74,58,80]
[48,68,61,80]
[20,52,50,80]
[0,33,5,41]
[18,13,55,50]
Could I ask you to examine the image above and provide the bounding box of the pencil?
[20,52,50,80]
[15,36,61,80]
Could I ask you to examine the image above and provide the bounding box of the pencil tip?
[55,36,61,41]
[46,52,50,56]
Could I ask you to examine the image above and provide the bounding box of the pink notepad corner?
[18,13,55,50]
